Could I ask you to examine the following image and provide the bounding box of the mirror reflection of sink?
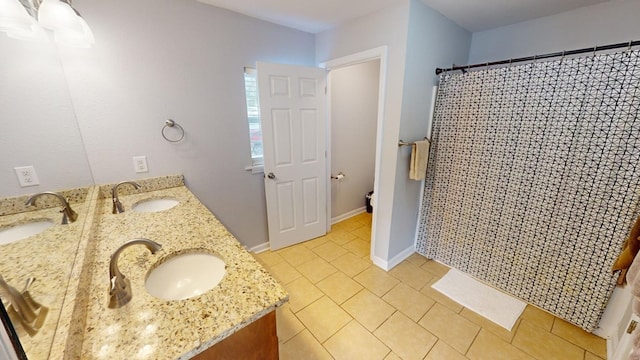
[132,198,179,213]
[145,253,226,301]
[0,220,54,245]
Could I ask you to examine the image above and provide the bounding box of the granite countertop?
[72,184,288,359]
[0,190,91,359]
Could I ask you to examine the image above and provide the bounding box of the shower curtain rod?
[435,39,640,75]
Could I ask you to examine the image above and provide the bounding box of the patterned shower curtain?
[416,49,640,331]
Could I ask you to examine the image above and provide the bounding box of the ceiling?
[197,0,613,33]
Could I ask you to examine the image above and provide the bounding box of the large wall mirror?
[0,34,95,359]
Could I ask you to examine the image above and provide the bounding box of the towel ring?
[162,119,184,142]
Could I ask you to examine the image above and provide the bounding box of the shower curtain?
[416,49,640,331]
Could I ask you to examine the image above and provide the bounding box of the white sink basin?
[132,198,179,213]
[0,219,54,245]
[145,253,226,301]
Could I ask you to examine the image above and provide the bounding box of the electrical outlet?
[133,156,149,173]
[14,166,40,187]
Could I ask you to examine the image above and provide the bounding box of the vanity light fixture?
[0,0,94,47]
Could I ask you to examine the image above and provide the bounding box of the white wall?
[330,60,379,219]
[317,1,411,264]
[53,0,315,249]
[469,0,640,63]
[389,0,471,258]
[0,37,94,197]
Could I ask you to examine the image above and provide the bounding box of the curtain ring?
[162,119,185,142]
[593,46,597,57]
[628,40,633,51]
[560,51,565,64]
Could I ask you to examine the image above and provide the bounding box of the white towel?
[410,140,430,180]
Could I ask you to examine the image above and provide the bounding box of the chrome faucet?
[111,181,141,214]
[25,191,78,224]
[108,238,162,309]
[0,276,48,336]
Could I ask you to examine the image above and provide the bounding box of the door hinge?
[627,320,638,334]
[324,85,327,94]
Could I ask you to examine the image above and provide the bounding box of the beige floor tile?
[302,235,332,249]
[327,229,358,245]
[278,244,319,266]
[551,318,606,358]
[520,305,554,331]
[279,329,333,360]
[585,352,604,360]
[342,289,396,332]
[425,340,468,360]
[460,308,520,343]
[351,225,372,241]
[420,259,451,278]
[374,312,437,360]
[418,303,480,354]
[343,238,371,258]
[296,296,352,343]
[268,261,302,285]
[276,304,305,343]
[324,320,390,360]
[405,252,428,267]
[388,261,434,290]
[254,250,285,267]
[284,277,324,313]
[312,240,349,261]
[317,271,363,304]
[512,319,584,360]
[383,352,401,360]
[332,252,371,277]
[352,212,373,225]
[332,219,363,232]
[354,266,400,297]
[382,283,435,321]
[420,278,464,313]
[296,257,338,284]
[467,329,534,360]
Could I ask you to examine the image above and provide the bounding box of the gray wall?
[389,0,470,258]
[330,60,379,220]
[317,1,411,265]
[3,0,315,249]
[469,0,640,63]
[0,37,94,197]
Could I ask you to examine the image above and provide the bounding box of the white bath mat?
[431,268,526,331]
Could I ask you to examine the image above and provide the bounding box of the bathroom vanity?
[0,175,287,359]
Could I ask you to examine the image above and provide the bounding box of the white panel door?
[257,62,327,250]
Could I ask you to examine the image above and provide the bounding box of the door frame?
[320,46,388,264]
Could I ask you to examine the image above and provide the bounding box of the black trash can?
[365,191,374,213]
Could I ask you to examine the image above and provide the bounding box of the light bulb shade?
[0,0,36,32]
[37,0,83,33]
[7,23,48,42]
[53,12,94,48]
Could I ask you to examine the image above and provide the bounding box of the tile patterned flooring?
[252,213,607,360]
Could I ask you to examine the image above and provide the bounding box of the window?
[244,67,263,171]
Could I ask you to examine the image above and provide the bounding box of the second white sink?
[145,253,226,301]
[132,198,179,213]
[0,219,54,245]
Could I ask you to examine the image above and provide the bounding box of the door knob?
[267,172,276,179]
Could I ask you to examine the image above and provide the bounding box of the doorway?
[323,46,388,262]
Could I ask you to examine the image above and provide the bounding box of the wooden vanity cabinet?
[192,311,278,360]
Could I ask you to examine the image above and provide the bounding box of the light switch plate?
[14,166,40,187]
[133,156,149,173]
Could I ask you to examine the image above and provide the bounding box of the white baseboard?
[331,207,367,225]
[371,245,415,271]
[248,242,270,253]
